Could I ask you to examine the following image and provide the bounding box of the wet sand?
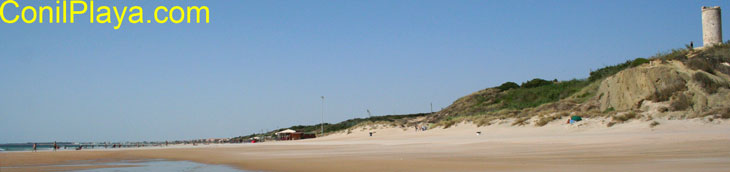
[2,118,729,172]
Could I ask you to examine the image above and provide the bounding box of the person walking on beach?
[53,141,57,152]
[32,143,37,152]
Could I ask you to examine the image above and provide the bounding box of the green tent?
[571,116,582,121]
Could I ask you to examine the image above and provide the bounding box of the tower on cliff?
[702,6,722,47]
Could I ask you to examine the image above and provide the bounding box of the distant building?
[702,6,722,47]
[205,138,230,143]
[275,129,316,140]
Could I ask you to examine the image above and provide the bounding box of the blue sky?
[0,0,727,143]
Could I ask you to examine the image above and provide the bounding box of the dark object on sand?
[571,116,582,121]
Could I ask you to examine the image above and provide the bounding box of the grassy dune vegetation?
[233,43,730,140]
[231,113,430,142]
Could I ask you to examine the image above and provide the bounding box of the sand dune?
[1,118,729,172]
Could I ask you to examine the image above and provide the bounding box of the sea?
[0,143,120,152]
[1,144,254,171]
[1,144,55,151]
[0,159,248,172]
[74,160,247,172]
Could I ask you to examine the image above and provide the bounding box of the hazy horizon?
[1,0,728,143]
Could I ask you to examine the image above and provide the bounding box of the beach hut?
[276,129,297,140]
[275,129,317,140]
[276,129,297,134]
[301,132,317,139]
[290,132,317,140]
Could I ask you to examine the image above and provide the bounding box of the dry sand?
[2,117,729,172]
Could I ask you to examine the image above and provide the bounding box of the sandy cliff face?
[597,61,730,114]
[429,49,730,125]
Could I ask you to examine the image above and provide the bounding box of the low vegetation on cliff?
[231,113,430,142]
[236,43,730,139]
[430,43,729,128]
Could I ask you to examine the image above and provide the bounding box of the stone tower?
[702,6,722,47]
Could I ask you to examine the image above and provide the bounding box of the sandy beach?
[2,118,729,172]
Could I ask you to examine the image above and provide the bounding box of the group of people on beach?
[414,125,428,132]
[31,141,59,152]
[30,142,136,152]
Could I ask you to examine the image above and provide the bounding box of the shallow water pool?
[73,159,249,172]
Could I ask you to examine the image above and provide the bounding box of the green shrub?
[699,42,730,62]
[474,117,495,127]
[718,63,730,76]
[521,78,553,88]
[648,78,687,102]
[497,82,520,91]
[687,58,715,74]
[686,42,730,75]
[612,112,637,122]
[652,48,688,61]
[630,58,650,67]
[670,93,692,111]
[441,119,457,128]
[607,121,617,127]
[231,112,431,140]
[588,57,649,82]
[535,112,566,126]
[603,107,615,113]
[650,121,660,128]
[693,72,725,94]
[511,117,530,126]
[700,107,730,119]
[589,62,628,82]
[498,79,590,109]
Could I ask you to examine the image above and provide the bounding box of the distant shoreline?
[2,118,729,172]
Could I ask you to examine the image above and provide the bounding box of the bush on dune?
[650,121,660,128]
[535,112,568,126]
[630,58,650,67]
[693,72,728,94]
[511,117,530,126]
[669,93,692,111]
[521,78,554,88]
[498,79,590,109]
[648,78,687,102]
[588,57,650,82]
[497,82,520,91]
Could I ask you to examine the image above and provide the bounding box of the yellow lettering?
[1,0,19,23]
[95,6,110,23]
[70,0,87,23]
[169,6,183,23]
[186,6,209,23]
[154,6,167,23]
[89,0,93,23]
[112,6,127,29]
[55,1,59,23]
[128,6,142,23]
[62,0,66,23]
[21,6,36,23]
[39,6,52,23]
